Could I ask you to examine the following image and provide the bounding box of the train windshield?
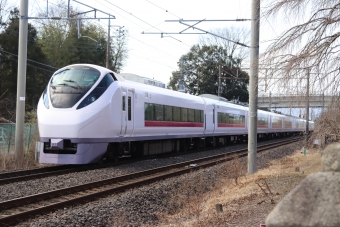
[49,66,101,108]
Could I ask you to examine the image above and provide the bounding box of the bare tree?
[261,0,340,97]
[198,26,249,64]
[262,1,340,146]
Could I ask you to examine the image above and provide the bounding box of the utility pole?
[15,0,28,159]
[305,69,310,147]
[178,57,185,92]
[106,16,111,68]
[248,0,260,174]
[218,65,221,96]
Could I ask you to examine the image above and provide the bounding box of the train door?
[120,92,127,136]
[120,90,134,137]
[212,104,216,133]
[125,91,134,136]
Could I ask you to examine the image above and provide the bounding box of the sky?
[7,0,284,90]
[9,0,260,83]
[7,0,319,118]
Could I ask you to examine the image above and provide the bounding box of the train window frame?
[217,112,246,125]
[144,102,204,124]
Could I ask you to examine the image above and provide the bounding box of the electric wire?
[145,0,181,19]
[0,54,55,73]
[0,49,58,69]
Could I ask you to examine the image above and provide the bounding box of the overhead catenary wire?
[0,49,58,69]
[0,53,55,74]
[100,0,191,47]
[145,0,181,19]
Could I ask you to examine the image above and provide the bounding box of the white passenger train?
[37,64,314,164]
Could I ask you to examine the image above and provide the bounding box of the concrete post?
[106,16,111,68]
[248,0,260,174]
[14,0,29,159]
[305,69,310,147]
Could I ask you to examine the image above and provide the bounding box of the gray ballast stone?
[322,143,340,172]
[266,172,340,227]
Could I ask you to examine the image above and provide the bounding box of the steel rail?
[0,138,300,226]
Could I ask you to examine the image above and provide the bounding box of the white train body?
[37,64,314,164]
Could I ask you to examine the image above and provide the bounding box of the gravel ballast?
[1,139,301,226]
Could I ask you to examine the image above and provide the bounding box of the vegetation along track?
[0,138,300,226]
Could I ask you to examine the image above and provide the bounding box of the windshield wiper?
[57,83,79,90]
[63,80,82,89]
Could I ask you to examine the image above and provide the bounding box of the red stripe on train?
[218,124,246,128]
[145,121,204,127]
[258,125,268,128]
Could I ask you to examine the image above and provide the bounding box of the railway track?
[0,138,300,226]
[0,136,299,185]
[0,162,119,186]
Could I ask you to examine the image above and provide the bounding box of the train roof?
[119,73,166,88]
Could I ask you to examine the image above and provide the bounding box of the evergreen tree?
[0,8,50,120]
[168,44,249,102]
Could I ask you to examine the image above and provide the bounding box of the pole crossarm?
[178,20,250,48]
[71,0,116,19]
[71,9,96,17]
[142,19,250,48]
[179,19,206,33]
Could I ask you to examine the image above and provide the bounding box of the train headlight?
[89,95,96,102]
[42,87,49,109]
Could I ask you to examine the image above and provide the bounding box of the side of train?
[37,64,314,164]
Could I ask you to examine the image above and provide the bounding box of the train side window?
[164,105,172,121]
[225,113,229,124]
[181,108,188,122]
[173,107,180,122]
[122,96,126,111]
[194,109,200,123]
[128,97,131,121]
[223,113,227,124]
[144,103,154,120]
[155,104,163,121]
[241,115,245,124]
[200,110,204,123]
[188,109,194,122]
[229,114,235,124]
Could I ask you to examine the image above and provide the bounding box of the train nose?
[38,109,101,138]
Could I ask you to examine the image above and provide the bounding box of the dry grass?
[0,127,40,171]
[155,147,322,227]
[0,151,38,171]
